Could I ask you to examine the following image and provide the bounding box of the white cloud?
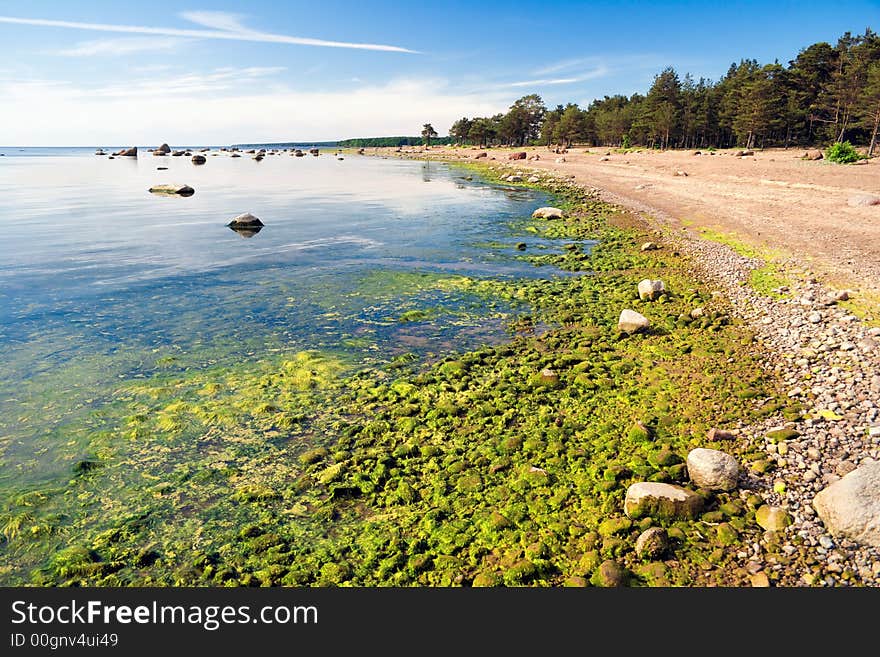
[0,12,418,53]
[501,66,610,89]
[0,76,509,145]
[56,36,183,57]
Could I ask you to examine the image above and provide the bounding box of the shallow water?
[0,151,575,492]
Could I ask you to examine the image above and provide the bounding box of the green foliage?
[824,140,864,163]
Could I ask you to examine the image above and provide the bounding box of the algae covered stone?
[624,482,703,519]
[618,309,650,334]
[590,559,628,587]
[686,447,740,491]
[634,527,669,559]
[755,505,792,532]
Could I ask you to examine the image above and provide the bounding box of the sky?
[0,0,876,145]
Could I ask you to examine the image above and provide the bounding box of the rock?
[686,448,739,491]
[750,572,771,587]
[813,461,880,547]
[506,175,522,182]
[474,152,487,159]
[531,207,564,219]
[539,368,559,384]
[673,170,688,176]
[707,428,735,442]
[154,143,171,155]
[309,148,319,156]
[191,155,206,164]
[637,279,665,301]
[766,427,799,443]
[231,153,241,158]
[734,150,755,157]
[555,157,566,163]
[515,242,527,251]
[171,150,185,156]
[755,505,792,532]
[634,527,669,559]
[227,212,264,227]
[156,166,168,170]
[590,560,628,587]
[115,146,137,157]
[803,149,823,160]
[148,184,194,197]
[527,176,540,183]
[847,194,880,207]
[508,151,527,160]
[640,242,660,251]
[624,482,703,519]
[618,309,650,334]
[254,154,264,161]
[808,312,822,323]
[690,307,704,319]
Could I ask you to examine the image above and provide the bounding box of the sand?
[402,145,880,304]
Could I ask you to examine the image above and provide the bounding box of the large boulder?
[508,151,527,160]
[532,207,564,219]
[686,448,739,491]
[148,184,194,197]
[813,461,880,547]
[227,212,264,227]
[637,279,665,301]
[191,154,206,165]
[803,149,823,160]
[624,482,703,519]
[618,309,650,334]
[115,146,137,157]
[154,143,171,155]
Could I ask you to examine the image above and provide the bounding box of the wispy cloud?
[502,66,610,88]
[535,54,670,77]
[56,36,183,57]
[0,12,419,53]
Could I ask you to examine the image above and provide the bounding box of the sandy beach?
[395,145,880,307]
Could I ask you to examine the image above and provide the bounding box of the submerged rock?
[813,461,880,547]
[148,184,194,197]
[624,482,703,519]
[531,206,564,219]
[686,447,739,491]
[618,309,650,334]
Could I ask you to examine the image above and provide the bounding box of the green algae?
[0,164,791,587]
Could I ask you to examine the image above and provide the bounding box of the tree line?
[337,135,454,148]
[448,29,880,154]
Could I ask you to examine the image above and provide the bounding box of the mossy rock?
[701,510,724,523]
[715,522,739,546]
[755,505,792,532]
[590,559,629,587]
[563,575,588,587]
[503,559,537,585]
[648,447,681,468]
[472,571,502,587]
[627,422,653,442]
[299,446,329,465]
[598,516,633,537]
[750,459,775,474]
[766,428,800,443]
[317,462,346,485]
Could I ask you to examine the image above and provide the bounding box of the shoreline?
[376,150,880,585]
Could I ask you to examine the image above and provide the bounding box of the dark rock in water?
[246,149,256,154]
[294,150,305,157]
[157,166,168,170]
[73,457,101,475]
[515,242,527,251]
[171,150,185,156]
[149,184,195,197]
[309,148,319,155]
[154,143,171,155]
[113,146,137,157]
[191,154,207,164]
[228,225,263,238]
[227,212,264,227]
[108,156,115,159]
[254,154,264,161]
[231,153,241,158]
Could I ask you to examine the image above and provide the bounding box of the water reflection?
[228,224,263,238]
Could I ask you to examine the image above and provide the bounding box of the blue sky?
[0,0,876,144]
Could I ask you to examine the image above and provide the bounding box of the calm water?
[0,149,568,490]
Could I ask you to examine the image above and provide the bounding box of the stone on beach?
[624,482,703,519]
[847,194,880,207]
[637,279,665,301]
[641,241,660,251]
[618,309,650,334]
[191,154,207,164]
[531,207,564,219]
[148,184,194,197]
[686,447,739,491]
[813,461,880,548]
[802,149,824,160]
[508,151,527,160]
[227,213,264,227]
[755,505,792,532]
[154,143,171,155]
